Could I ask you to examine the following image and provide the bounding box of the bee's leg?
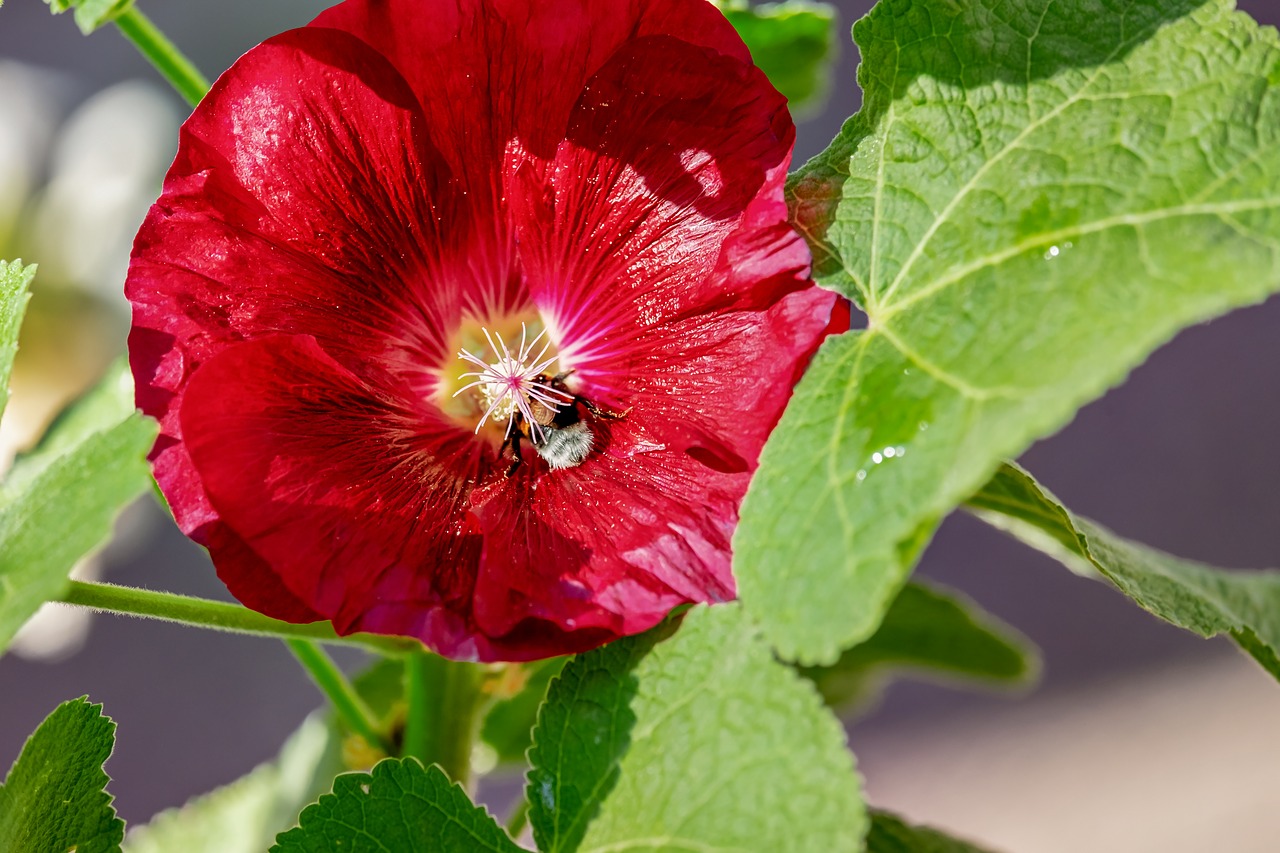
[581,397,630,421]
[504,429,524,477]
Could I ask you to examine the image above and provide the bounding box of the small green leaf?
[970,462,1280,680]
[480,657,567,766]
[0,260,34,420]
[527,604,866,853]
[0,697,124,853]
[271,759,520,853]
[718,0,838,115]
[867,811,999,853]
[0,360,158,654]
[800,580,1038,711]
[124,714,346,853]
[45,0,135,35]
[737,0,1280,664]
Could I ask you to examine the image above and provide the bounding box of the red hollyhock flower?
[127,0,838,661]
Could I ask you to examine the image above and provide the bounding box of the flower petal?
[179,334,491,655]
[129,25,486,539]
[180,334,629,660]
[515,33,796,351]
[468,421,741,642]
[310,0,751,179]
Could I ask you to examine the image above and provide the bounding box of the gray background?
[1,0,1278,837]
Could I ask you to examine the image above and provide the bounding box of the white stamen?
[452,323,572,440]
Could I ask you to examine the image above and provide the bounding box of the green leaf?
[800,580,1038,711]
[124,714,346,853]
[45,0,135,35]
[0,697,124,853]
[0,359,158,654]
[271,759,521,853]
[866,811,999,853]
[527,604,865,853]
[970,462,1280,679]
[737,0,1280,663]
[717,1,838,115]
[0,260,34,420]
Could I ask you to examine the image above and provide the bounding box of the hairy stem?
[114,8,210,107]
[506,797,531,840]
[402,649,485,788]
[286,639,393,754]
[57,580,416,656]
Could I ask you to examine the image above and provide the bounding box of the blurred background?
[1,1,1278,850]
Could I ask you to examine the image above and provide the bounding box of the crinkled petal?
[310,0,750,181]
[514,34,795,352]
[179,334,490,656]
[129,25,490,540]
[180,334,624,660]
[468,419,740,641]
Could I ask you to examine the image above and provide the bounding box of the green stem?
[113,8,210,107]
[506,797,530,840]
[286,639,393,755]
[57,580,416,656]
[402,649,485,788]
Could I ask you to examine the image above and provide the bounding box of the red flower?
[127,0,837,661]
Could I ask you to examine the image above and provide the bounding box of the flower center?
[438,317,572,440]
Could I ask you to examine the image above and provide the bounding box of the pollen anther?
[453,323,572,441]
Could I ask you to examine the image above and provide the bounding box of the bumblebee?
[502,372,627,473]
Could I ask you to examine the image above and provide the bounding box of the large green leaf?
[0,697,124,853]
[736,0,1280,663]
[970,463,1280,678]
[0,359,158,653]
[124,714,346,853]
[800,580,1037,711]
[866,811,998,853]
[271,759,521,853]
[717,0,837,115]
[526,604,865,853]
[0,260,34,419]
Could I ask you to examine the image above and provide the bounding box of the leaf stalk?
[285,638,394,755]
[56,580,418,656]
[113,8,210,106]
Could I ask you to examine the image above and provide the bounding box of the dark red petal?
[310,0,750,180]
[515,34,795,355]
[468,420,741,642]
[465,287,836,643]
[498,32,834,467]
[203,524,324,624]
[128,25,478,538]
[178,334,495,657]
[613,285,838,466]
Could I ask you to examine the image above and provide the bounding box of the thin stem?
[401,649,485,788]
[402,649,435,769]
[286,639,393,755]
[57,580,416,656]
[506,797,530,840]
[113,8,210,107]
